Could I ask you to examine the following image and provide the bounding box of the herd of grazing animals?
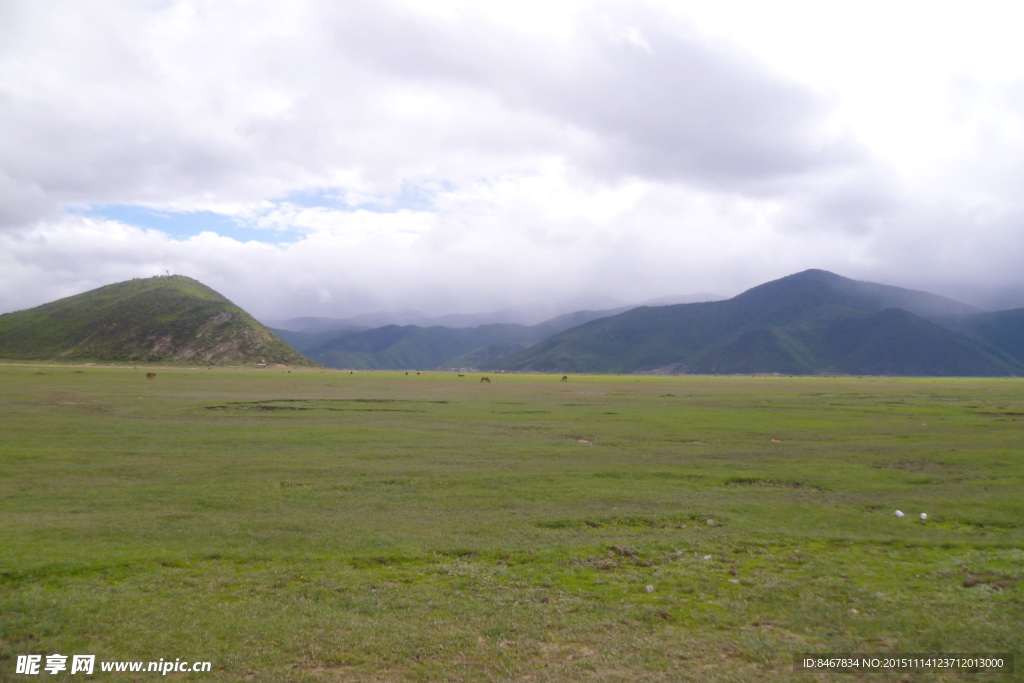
[142,370,570,384]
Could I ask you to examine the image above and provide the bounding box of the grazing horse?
[561,375,568,382]
[480,376,491,383]
[146,372,156,380]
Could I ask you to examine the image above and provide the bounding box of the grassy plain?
[1,365,1021,681]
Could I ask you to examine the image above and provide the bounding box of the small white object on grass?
[895,510,905,518]
[645,585,654,593]
[920,513,928,520]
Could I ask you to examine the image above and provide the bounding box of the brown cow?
[561,375,568,382]
[146,372,156,380]
[480,376,491,383]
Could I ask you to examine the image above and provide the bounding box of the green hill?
[491,270,1024,376]
[0,275,315,366]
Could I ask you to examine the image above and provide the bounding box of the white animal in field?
[920,513,928,520]
[895,510,905,518]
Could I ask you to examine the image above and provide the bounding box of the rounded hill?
[0,275,316,366]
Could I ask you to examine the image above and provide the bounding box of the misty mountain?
[273,307,634,370]
[266,307,618,333]
[933,308,1024,369]
[265,310,528,333]
[638,293,725,306]
[263,293,726,334]
[262,316,369,334]
[488,270,1024,376]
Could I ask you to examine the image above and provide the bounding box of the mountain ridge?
[489,270,1023,376]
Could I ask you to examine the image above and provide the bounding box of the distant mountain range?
[271,270,1024,375]
[491,269,1024,376]
[3,270,1023,375]
[0,275,314,366]
[272,308,632,370]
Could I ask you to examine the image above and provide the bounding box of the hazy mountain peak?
[736,269,980,318]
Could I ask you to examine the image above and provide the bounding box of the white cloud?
[3,0,1024,319]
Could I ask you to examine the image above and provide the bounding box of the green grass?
[1,367,1021,681]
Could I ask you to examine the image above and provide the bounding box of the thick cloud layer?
[2,0,1024,319]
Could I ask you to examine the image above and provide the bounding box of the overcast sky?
[3,0,1024,321]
